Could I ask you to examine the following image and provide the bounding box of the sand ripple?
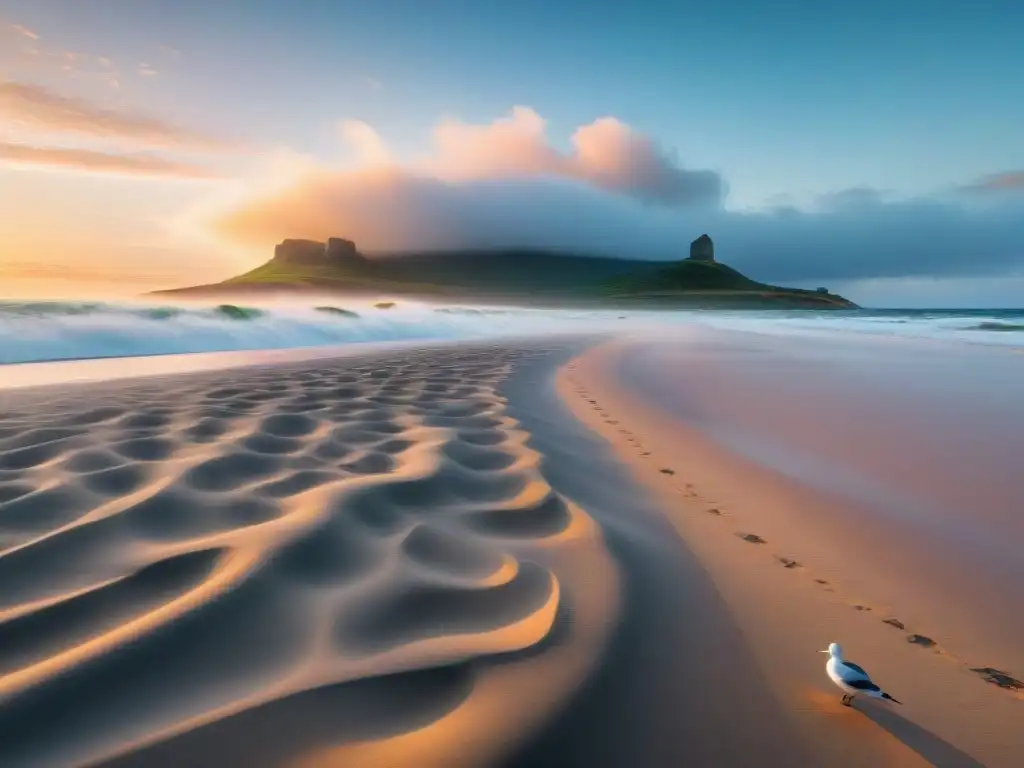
[0,345,618,767]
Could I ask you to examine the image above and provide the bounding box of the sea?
[0,299,1022,365]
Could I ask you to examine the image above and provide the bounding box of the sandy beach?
[550,330,1024,767]
[0,333,1021,766]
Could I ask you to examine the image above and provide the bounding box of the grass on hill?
[604,259,761,295]
[222,260,450,294]
[163,248,855,308]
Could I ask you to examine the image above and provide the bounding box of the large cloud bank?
[207,107,1024,284]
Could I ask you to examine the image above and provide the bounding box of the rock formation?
[273,237,363,266]
[273,239,326,265]
[689,234,715,262]
[325,237,359,263]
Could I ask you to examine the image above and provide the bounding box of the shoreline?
[0,339,540,391]
[552,336,1023,766]
[0,335,1020,765]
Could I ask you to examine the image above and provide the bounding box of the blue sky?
[1,0,1023,305]
[12,0,1024,205]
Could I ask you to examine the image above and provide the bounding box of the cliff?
[153,236,857,309]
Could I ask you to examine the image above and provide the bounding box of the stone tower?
[688,234,715,262]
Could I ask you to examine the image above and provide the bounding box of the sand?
[1,333,1020,766]
[556,332,1024,767]
[0,341,620,767]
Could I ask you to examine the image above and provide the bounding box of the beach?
[0,332,1021,766]
[547,329,1024,767]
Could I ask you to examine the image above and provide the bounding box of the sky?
[0,0,1022,306]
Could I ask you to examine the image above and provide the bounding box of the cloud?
[0,19,122,87]
[0,142,219,179]
[708,192,1024,283]
[419,106,723,205]
[962,170,1024,194]
[0,81,227,149]
[201,108,1024,286]
[338,120,390,165]
[11,23,37,40]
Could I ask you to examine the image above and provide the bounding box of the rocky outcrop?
[273,239,329,266]
[274,237,363,266]
[689,234,715,262]
[325,237,358,263]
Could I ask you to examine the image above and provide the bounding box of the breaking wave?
[0,299,623,364]
[2,299,1023,365]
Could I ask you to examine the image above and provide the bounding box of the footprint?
[853,605,871,611]
[882,618,906,630]
[706,507,722,515]
[659,468,675,475]
[970,667,1023,691]
[640,452,651,457]
[775,556,800,568]
[737,533,766,544]
[814,579,829,585]
[907,634,937,648]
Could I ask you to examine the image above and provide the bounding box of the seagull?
[821,642,902,706]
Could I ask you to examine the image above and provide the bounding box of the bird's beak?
[819,650,830,653]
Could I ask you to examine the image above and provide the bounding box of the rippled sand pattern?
[0,345,617,767]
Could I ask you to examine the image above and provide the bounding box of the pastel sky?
[1,0,1022,306]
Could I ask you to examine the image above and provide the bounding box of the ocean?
[0,299,1022,365]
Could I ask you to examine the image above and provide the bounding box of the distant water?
[0,299,1022,365]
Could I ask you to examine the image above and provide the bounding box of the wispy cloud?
[0,142,219,179]
[1,18,171,91]
[11,23,38,41]
[0,81,229,150]
[963,170,1024,194]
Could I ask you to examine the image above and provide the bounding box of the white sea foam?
[0,298,1021,364]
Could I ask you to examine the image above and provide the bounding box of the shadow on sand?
[498,349,813,767]
[856,701,985,768]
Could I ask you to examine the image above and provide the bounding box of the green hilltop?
[153,234,856,309]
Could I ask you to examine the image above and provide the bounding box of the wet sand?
[0,334,1020,766]
[554,330,1024,767]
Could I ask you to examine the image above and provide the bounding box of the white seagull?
[821,642,902,707]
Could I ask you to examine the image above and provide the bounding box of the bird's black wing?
[843,661,870,677]
[847,678,881,692]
